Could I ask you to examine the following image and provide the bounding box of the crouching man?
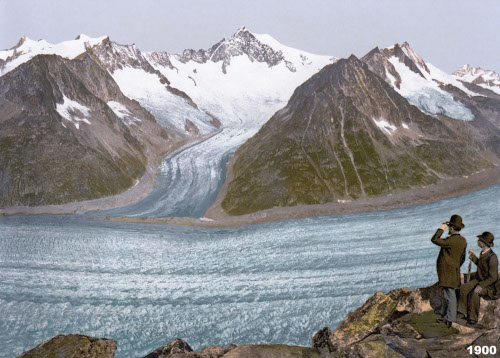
[431,214,467,327]
[457,232,499,326]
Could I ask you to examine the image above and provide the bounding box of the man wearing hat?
[457,231,499,326]
[431,214,467,326]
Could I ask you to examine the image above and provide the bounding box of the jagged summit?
[174,25,296,73]
[453,64,500,95]
[453,64,500,82]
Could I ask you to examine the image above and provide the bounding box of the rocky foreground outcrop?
[16,334,116,358]
[313,282,500,357]
[17,282,500,357]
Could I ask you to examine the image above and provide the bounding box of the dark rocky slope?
[0,54,174,207]
[221,55,499,215]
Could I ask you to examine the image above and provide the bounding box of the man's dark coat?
[469,249,499,298]
[458,249,499,322]
[431,229,467,288]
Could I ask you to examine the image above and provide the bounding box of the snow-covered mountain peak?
[84,37,155,74]
[453,64,500,95]
[0,34,107,75]
[74,34,107,41]
[453,64,499,81]
[380,42,430,79]
[173,26,298,73]
[399,41,429,74]
[363,42,477,121]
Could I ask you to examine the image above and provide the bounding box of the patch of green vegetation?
[342,294,397,336]
[408,311,458,339]
[361,340,404,358]
[259,344,323,358]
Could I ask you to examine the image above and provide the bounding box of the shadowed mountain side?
[0,54,175,207]
[221,55,497,216]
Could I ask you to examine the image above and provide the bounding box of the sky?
[1,0,499,74]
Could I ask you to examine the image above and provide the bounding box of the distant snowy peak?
[0,34,107,75]
[145,51,175,70]
[453,64,499,82]
[84,37,168,81]
[362,42,476,121]
[453,65,500,95]
[172,26,300,74]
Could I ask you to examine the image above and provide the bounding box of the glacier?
[0,185,499,357]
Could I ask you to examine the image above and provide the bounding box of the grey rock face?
[0,54,172,207]
[146,51,176,70]
[85,37,171,84]
[16,334,116,358]
[380,42,430,79]
[361,47,401,88]
[174,26,296,74]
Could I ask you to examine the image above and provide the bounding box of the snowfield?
[56,95,91,129]
[0,35,106,76]
[388,56,475,121]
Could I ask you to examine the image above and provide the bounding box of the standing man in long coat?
[457,232,499,326]
[431,214,467,326]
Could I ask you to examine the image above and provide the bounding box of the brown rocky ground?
[16,334,116,358]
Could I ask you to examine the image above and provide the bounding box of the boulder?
[198,344,236,358]
[143,338,193,358]
[143,339,236,358]
[16,334,116,358]
[312,327,333,355]
[221,344,322,358]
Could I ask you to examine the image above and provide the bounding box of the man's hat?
[477,232,494,247]
[447,214,465,229]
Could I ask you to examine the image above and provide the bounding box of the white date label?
[467,345,497,355]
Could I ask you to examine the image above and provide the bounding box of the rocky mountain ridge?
[0,34,219,136]
[219,51,500,215]
[0,53,175,206]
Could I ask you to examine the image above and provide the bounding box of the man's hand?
[440,223,447,231]
[474,286,483,295]
[469,249,476,258]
